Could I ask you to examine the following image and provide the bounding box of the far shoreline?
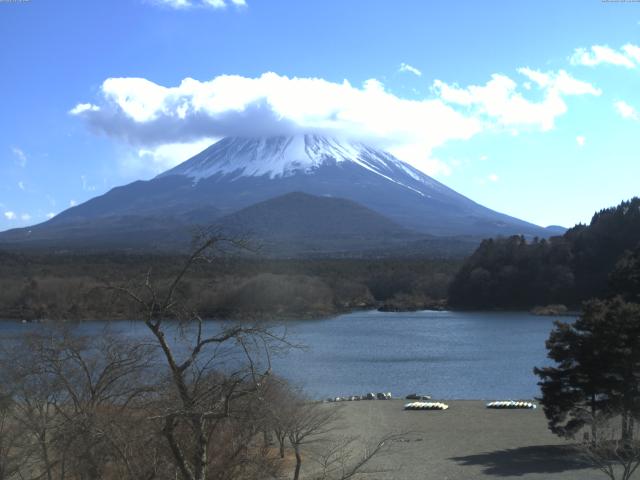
[0,305,581,323]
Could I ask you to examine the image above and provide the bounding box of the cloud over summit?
[71,69,600,175]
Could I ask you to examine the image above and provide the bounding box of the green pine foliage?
[449,197,640,309]
[535,298,640,441]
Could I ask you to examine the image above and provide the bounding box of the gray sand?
[303,400,611,480]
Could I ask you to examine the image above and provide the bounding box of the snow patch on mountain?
[159,134,445,197]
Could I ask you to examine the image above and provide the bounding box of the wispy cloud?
[20,213,31,221]
[570,44,639,68]
[11,147,27,167]
[3,211,16,221]
[69,200,77,207]
[17,181,25,191]
[69,103,100,115]
[614,100,638,120]
[80,175,96,192]
[576,135,586,147]
[152,0,246,9]
[488,173,499,182]
[399,62,422,77]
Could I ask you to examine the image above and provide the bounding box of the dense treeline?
[449,197,640,309]
[0,251,460,321]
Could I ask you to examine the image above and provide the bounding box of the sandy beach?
[305,400,608,480]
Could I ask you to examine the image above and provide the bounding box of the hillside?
[448,197,640,309]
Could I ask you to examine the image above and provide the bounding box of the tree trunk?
[193,416,207,480]
[622,411,633,445]
[591,394,598,444]
[163,417,194,480]
[39,431,53,480]
[293,445,302,480]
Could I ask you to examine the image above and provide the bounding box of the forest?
[449,197,640,309]
[0,250,459,321]
[4,197,640,320]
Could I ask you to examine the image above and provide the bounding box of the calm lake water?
[0,310,570,400]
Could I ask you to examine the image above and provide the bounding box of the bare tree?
[285,399,342,480]
[0,393,27,480]
[1,328,164,480]
[4,347,64,480]
[580,415,640,480]
[111,232,289,480]
[309,433,401,480]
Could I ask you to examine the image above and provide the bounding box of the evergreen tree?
[535,298,640,442]
[610,246,640,303]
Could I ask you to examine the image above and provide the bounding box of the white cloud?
[17,181,25,191]
[46,212,55,219]
[623,44,640,64]
[576,135,586,147]
[614,100,639,120]
[71,73,483,175]
[11,147,27,167]
[399,62,422,77]
[69,200,77,207]
[488,173,499,182]
[20,213,31,221]
[69,103,100,115]
[3,211,16,220]
[134,139,215,174]
[154,0,190,7]
[203,0,225,7]
[570,45,637,68]
[434,68,600,131]
[71,68,599,177]
[153,0,246,8]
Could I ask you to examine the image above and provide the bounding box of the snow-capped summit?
[161,135,393,179]
[159,135,443,197]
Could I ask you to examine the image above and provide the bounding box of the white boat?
[404,401,449,411]
[486,400,536,409]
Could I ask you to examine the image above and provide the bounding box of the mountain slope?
[221,191,410,238]
[217,192,420,256]
[155,135,546,237]
[0,134,551,254]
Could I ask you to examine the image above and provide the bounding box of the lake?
[0,310,569,400]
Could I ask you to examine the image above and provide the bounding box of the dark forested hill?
[448,197,640,309]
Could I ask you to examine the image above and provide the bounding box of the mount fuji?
[0,135,558,255]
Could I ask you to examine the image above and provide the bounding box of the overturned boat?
[404,401,449,411]
[486,400,536,409]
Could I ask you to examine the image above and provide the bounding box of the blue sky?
[1,0,639,231]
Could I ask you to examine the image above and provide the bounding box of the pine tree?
[535,298,640,442]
